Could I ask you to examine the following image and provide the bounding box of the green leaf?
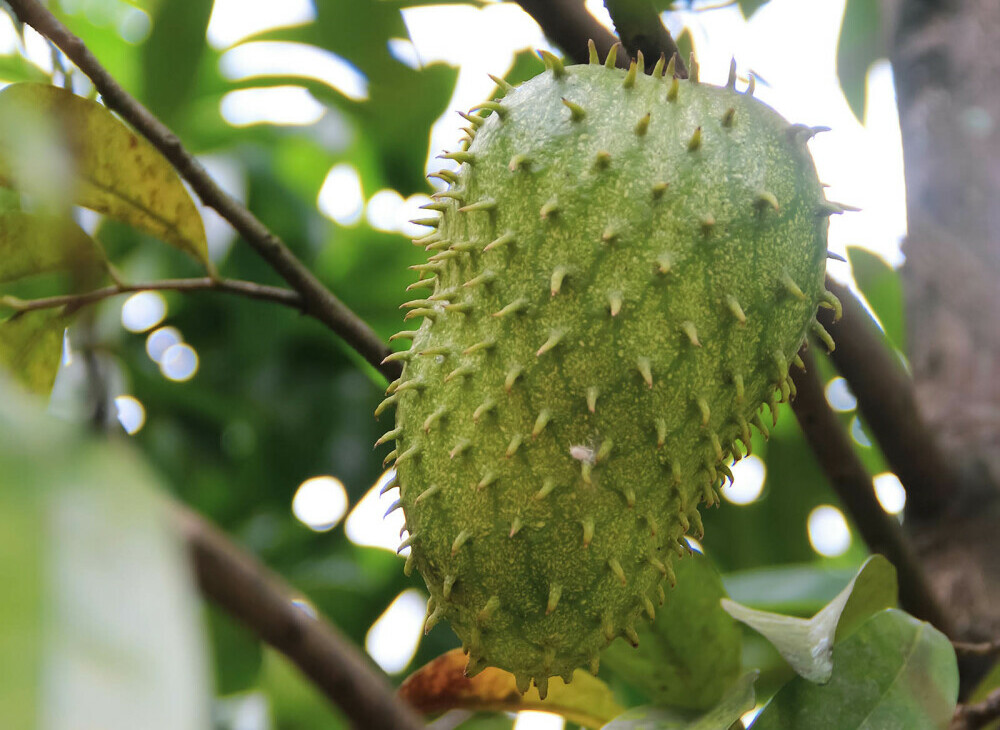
[261,648,349,730]
[737,0,770,19]
[722,556,897,682]
[676,28,694,66]
[846,246,905,351]
[0,211,104,283]
[601,671,758,729]
[141,0,214,124]
[0,380,212,728]
[253,1,460,194]
[751,610,958,729]
[206,605,264,696]
[0,53,51,84]
[836,0,886,123]
[0,310,69,394]
[0,83,209,266]
[602,553,742,710]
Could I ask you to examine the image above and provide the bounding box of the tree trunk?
[888,0,1000,640]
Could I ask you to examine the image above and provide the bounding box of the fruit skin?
[381,50,840,696]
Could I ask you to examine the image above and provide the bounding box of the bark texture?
[889,0,1000,639]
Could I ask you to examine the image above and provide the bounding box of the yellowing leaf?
[0,83,208,266]
[398,649,622,729]
[0,310,68,394]
[0,211,104,284]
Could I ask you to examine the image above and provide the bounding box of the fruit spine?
[379,45,843,696]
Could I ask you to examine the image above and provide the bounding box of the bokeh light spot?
[146,326,182,364]
[292,476,348,532]
[160,343,199,382]
[824,376,857,412]
[219,42,368,101]
[685,537,704,554]
[807,505,851,557]
[850,416,872,448]
[365,589,426,674]
[514,711,566,730]
[400,194,434,237]
[114,395,145,435]
[290,597,318,619]
[722,454,766,505]
[345,469,407,554]
[220,86,325,127]
[873,472,907,515]
[318,163,364,226]
[121,291,167,333]
[207,0,315,49]
[118,7,151,44]
[366,188,406,231]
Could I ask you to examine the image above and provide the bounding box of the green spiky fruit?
[381,49,841,696]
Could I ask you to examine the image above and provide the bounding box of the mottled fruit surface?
[380,51,839,696]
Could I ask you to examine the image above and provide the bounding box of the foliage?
[0,2,974,729]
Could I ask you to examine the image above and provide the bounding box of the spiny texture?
[380,51,842,696]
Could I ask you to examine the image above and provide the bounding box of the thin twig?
[172,505,426,730]
[4,0,400,382]
[514,0,625,66]
[951,688,1000,730]
[1,277,304,316]
[820,278,960,521]
[953,638,1000,657]
[604,0,689,76]
[790,349,956,637]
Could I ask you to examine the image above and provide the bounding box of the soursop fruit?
[378,47,842,697]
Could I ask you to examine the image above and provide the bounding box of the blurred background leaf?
[0,380,211,729]
[836,0,886,123]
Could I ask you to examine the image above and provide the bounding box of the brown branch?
[953,638,1000,657]
[1,277,303,316]
[172,505,426,730]
[820,277,960,520]
[790,349,956,637]
[951,688,1000,730]
[5,0,401,382]
[513,0,625,66]
[604,0,688,76]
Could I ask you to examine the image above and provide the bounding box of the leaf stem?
[1,278,304,317]
[4,0,400,381]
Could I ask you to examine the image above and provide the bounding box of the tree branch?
[820,277,961,520]
[953,638,1000,658]
[514,0,625,66]
[1,277,304,316]
[790,349,956,637]
[172,505,426,730]
[4,0,401,382]
[604,0,688,76]
[951,688,1000,730]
